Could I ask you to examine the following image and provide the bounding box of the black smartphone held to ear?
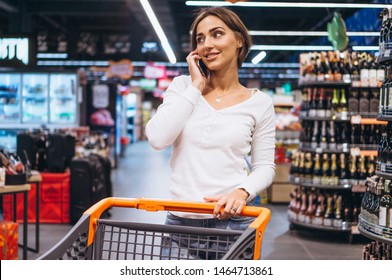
[197,60,208,78]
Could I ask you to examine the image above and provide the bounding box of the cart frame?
[39,197,271,260]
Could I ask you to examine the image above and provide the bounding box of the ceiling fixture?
[251,51,267,64]
[251,45,379,51]
[248,31,379,37]
[140,0,177,64]
[185,1,392,9]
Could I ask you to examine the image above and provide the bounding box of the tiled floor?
[19,141,368,260]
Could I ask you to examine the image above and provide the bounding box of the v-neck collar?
[200,88,259,112]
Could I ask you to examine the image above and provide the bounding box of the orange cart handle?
[85,197,265,218]
[84,197,271,248]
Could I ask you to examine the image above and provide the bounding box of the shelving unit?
[289,53,383,241]
[357,49,392,247]
[271,100,300,203]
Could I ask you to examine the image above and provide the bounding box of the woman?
[146,7,276,259]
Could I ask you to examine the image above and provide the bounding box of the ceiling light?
[140,0,177,64]
[352,46,379,51]
[36,53,68,59]
[251,51,267,64]
[248,31,379,36]
[251,45,334,51]
[251,45,380,51]
[185,1,392,9]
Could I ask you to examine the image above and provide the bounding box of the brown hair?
[190,7,252,67]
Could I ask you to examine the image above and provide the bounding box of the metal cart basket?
[39,197,271,260]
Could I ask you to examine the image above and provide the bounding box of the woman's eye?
[196,37,205,44]
[213,32,223,38]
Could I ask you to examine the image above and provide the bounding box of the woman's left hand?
[204,188,249,220]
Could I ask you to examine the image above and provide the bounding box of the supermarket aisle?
[24,141,366,260]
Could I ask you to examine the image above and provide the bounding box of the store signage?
[107,59,134,80]
[139,78,157,90]
[92,84,110,109]
[143,63,167,79]
[0,37,34,67]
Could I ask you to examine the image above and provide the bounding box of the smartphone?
[197,60,208,78]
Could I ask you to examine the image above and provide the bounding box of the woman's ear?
[237,38,244,48]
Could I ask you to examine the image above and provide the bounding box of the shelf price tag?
[350,147,361,156]
[351,115,362,124]
[315,147,323,153]
[385,49,391,58]
[380,164,386,172]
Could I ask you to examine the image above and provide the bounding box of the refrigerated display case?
[0,73,21,122]
[22,73,49,123]
[0,71,78,152]
[0,71,78,127]
[49,74,77,123]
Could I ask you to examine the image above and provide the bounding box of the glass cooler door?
[21,73,49,123]
[0,73,21,122]
[49,73,77,124]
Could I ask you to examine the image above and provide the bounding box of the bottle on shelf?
[339,88,349,118]
[379,179,392,228]
[323,194,334,226]
[313,153,322,185]
[320,121,328,149]
[321,153,331,185]
[334,194,343,227]
[330,153,339,185]
[331,88,340,117]
[348,88,360,113]
[329,121,336,149]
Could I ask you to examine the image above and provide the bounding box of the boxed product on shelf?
[0,221,18,260]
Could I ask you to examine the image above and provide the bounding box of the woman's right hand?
[186,50,207,92]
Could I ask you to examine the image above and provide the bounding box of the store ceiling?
[0,0,385,85]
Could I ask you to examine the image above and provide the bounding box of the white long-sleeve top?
[146,75,276,217]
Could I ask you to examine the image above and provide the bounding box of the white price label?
[315,147,323,153]
[385,49,391,58]
[381,164,386,172]
[351,115,362,124]
[350,147,361,156]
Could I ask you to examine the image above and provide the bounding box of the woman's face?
[195,15,242,72]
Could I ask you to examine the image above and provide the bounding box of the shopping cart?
[38,197,271,260]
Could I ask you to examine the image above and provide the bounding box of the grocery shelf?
[299,116,350,122]
[288,211,353,232]
[375,170,392,180]
[377,115,392,122]
[350,116,388,125]
[358,214,392,245]
[288,176,352,190]
[298,80,352,88]
[378,55,392,65]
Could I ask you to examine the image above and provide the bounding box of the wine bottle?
[334,194,343,227]
[314,191,325,225]
[323,194,334,226]
[317,88,326,117]
[304,152,313,183]
[331,88,340,117]
[359,88,370,114]
[348,88,360,114]
[359,156,368,180]
[351,52,361,87]
[329,121,336,150]
[339,88,348,118]
[320,121,328,149]
[311,121,319,149]
[300,88,310,117]
[360,53,370,87]
[321,153,330,185]
[330,153,339,185]
[379,179,392,228]
[308,88,317,117]
[349,155,358,180]
[313,153,322,185]
[339,153,349,183]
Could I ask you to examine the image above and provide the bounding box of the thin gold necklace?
[215,90,238,103]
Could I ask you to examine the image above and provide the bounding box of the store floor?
[21,141,368,260]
